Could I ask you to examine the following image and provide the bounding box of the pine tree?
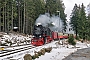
[70,3,87,40]
[78,3,87,40]
[70,4,80,37]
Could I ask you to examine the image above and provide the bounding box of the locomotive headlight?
[39,35,41,37]
[33,36,35,37]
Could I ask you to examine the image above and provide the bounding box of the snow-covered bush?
[68,35,76,46]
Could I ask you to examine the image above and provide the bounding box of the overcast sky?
[63,0,90,21]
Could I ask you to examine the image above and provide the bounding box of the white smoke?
[35,13,63,32]
[50,15,63,32]
[35,13,50,26]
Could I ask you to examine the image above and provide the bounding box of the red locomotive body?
[31,38,44,46]
[31,25,53,46]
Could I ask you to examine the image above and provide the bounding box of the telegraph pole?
[56,11,60,32]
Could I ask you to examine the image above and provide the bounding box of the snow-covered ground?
[0,33,90,60]
[35,41,90,60]
[4,40,90,60]
[0,33,32,46]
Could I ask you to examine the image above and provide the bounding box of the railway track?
[0,44,36,59]
[0,40,58,60]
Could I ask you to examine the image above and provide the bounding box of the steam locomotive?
[31,24,69,46]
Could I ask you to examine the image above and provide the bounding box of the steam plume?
[35,13,63,32]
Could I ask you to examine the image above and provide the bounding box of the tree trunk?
[23,0,26,33]
[0,8,1,32]
[83,33,85,40]
[7,6,9,34]
[76,27,78,37]
[3,7,4,32]
[18,1,21,32]
[25,2,28,34]
[12,3,13,30]
[21,9,23,33]
[5,2,7,32]
[30,21,33,34]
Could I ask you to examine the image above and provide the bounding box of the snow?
[9,40,90,60]
[35,48,76,60]
[34,41,90,60]
[0,33,90,60]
